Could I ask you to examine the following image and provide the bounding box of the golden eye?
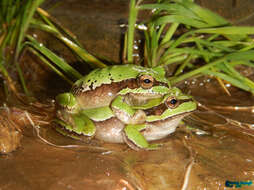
[165,97,179,109]
[139,75,154,89]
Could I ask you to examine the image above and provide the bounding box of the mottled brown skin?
[71,78,169,109]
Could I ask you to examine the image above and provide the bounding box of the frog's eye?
[165,97,179,109]
[139,75,154,89]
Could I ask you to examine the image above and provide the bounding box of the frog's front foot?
[111,96,147,124]
[113,108,146,125]
[122,124,161,151]
[131,110,146,124]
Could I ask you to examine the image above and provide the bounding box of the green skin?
[55,64,197,150]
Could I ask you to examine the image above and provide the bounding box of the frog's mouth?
[124,92,164,106]
[148,109,195,122]
[166,109,195,120]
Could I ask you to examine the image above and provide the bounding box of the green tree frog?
[55,64,196,150]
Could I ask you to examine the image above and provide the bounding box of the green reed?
[0,0,106,99]
[126,0,254,94]
[1,0,254,99]
[0,0,44,97]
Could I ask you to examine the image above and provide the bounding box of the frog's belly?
[94,116,184,143]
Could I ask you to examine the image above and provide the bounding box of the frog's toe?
[146,143,162,150]
[122,131,142,151]
[54,118,73,131]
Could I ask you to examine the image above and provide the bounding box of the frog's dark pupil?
[143,79,151,83]
[170,99,177,105]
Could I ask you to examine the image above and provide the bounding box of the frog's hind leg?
[73,113,96,136]
[55,112,96,137]
[122,124,160,151]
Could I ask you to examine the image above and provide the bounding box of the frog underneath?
[55,64,196,150]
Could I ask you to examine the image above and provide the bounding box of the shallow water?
[1,104,254,190]
[1,0,254,189]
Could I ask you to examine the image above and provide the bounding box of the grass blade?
[30,20,106,68]
[203,70,254,93]
[28,47,73,85]
[127,0,138,64]
[179,0,229,26]
[196,26,254,35]
[25,35,82,80]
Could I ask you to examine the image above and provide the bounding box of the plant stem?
[127,0,138,64]
[161,23,179,45]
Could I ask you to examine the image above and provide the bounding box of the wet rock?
[0,116,22,154]
[0,105,55,154]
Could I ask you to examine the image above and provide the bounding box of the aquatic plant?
[0,0,105,99]
[0,0,45,97]
[1,0,254,98]
[126,0,254,94]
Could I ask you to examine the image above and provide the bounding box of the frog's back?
[76,65,140,91]
[74,64,168,92]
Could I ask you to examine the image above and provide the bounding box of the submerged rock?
[0,116,22,154]
[0,107,28,154]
